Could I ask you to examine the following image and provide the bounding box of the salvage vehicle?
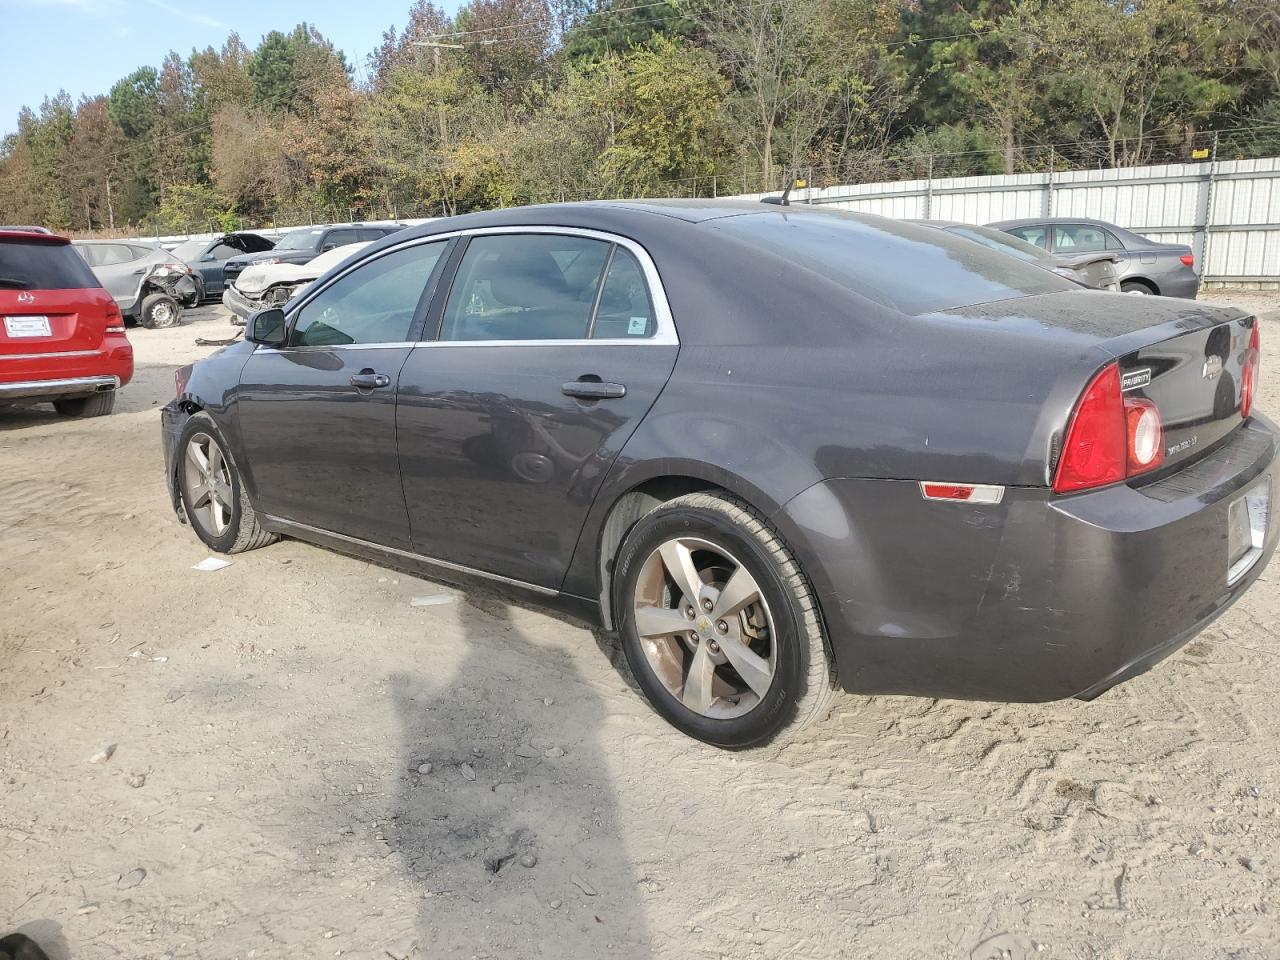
[221,224,405,293]
[160,201,1274,749]
[914,220,1120,290]
[169,232,277,301]
[74,240,197,328]
[222,241,371,324]
[988,216,1200,297]
[2,229,132,417]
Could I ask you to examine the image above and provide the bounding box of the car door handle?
[350,371,391,389]
[562,379,626,400]
[132,268,146,275]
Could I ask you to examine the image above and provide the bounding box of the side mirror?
[247,308,287,347]
[319,243,336,253]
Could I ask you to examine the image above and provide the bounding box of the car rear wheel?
[53,391,116,418]
[139,292,180,329]
[1121,280,1155,295]
[613,491,835,749]
[177,412,277,554]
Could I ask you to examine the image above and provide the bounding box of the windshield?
[715,211,1071,316]
[274,228,324,251]
[170,238,209,261]
[945,224,1056,266]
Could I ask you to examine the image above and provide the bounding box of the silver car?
[987,217,1200,298]
[73,240,198,328]
[913,220,1120,290]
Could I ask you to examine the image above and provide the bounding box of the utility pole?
[411,40,463,154]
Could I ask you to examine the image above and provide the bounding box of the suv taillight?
[1053,363,1165,493]
[1241,321,1261,419]
[105,301,125,333]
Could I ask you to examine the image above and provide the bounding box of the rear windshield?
[0,239,100,290]
[714,212,1071,315]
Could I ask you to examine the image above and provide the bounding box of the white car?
[222,241,371,324]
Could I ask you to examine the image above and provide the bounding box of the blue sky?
[0,0,463,137]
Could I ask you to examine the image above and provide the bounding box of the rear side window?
[593,248,654,338]
[1006,225,1048,248]
[715,213,1070,316]
[1,240,100,290]
[1054,223,1123,252]
[440,234,611,341]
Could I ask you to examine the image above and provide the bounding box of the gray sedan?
[913,219,1120,289]
[158,200,1273,748]
[988,216,1200,297]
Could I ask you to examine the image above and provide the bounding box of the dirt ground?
[2,292,1279,960]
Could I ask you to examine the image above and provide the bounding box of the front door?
[396,231,679,590]
[236,239,451,548]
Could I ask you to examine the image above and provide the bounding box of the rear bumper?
[781,416,1279,701]
[0,336,133,400]
[1158,270,1201,299]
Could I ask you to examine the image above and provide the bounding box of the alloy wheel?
[184,432,234,538]
[631,536,777,719]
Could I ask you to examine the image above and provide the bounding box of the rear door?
[396,229,679,590]
[1,234,107,369]
[235,238,451,548]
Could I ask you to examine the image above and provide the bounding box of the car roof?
[990,216,1119,228]
[0,229,70,245]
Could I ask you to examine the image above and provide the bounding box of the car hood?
[227,250,292,268]
[235,261,324,294]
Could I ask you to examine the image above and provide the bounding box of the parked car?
[221,224,405,293]
[73,240,198,328]
[1,229,132,417]
[168,232,277,301]
[913,219,1120,290]
[160,201,1273,749]
[988,217,1199,297]
[222,241,371,324]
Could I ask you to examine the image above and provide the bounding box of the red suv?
[0,229,133,417]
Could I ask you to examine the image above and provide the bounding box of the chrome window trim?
[262,514,558,596]
[275,225,678,349]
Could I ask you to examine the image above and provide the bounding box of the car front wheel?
[177,412,277,553]
[613,491,835,749]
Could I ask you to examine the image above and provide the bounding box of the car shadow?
[386,591,651,957]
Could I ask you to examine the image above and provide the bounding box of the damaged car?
[74,240,198,328]
[222,241,370,325]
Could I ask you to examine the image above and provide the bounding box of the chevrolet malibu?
[160,201,1274,748]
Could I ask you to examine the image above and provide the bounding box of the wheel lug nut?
[702,599,713,612]
[708,640,720,654]
[684,606,695,619]
[716,620,728,633]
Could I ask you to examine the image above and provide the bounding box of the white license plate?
[4,315,52,337]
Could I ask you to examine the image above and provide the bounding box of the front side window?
[440,234,613,342]
[290,242,445,347]
[1054,223,1116,253]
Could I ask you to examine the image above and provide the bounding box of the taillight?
[105,301,125,333]
[1241,321,1260,419]
[1179,254,1195,268]
[1053,362,1166,493]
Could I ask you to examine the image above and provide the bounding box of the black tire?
[1120,279,1155,296]
[613,491,835,749]
[53,390,116,418]
[176,412,277,554]
[139,292,181,329]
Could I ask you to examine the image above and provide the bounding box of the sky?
[0,0,463,137]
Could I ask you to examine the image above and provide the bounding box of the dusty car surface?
[915,219,1120,290]
[989,216,1200,297]
[1,229,132,416]
[222,241,371,323]
[159,200,1275,748]
[73,239,198,328]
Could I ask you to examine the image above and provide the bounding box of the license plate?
[4,315,52,337]
[1227,479,1270,584]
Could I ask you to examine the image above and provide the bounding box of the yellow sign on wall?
[1191,147,1211,159]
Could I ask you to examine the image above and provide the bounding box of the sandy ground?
[2,292,1279,960]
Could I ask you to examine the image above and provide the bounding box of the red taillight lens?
[1241,321,1260,419]
[1125,397,1164,473]
[1053,364,1127,493]
[1179,254,1195,268]
[1053,363,1167,493]
[105,300,125,333]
